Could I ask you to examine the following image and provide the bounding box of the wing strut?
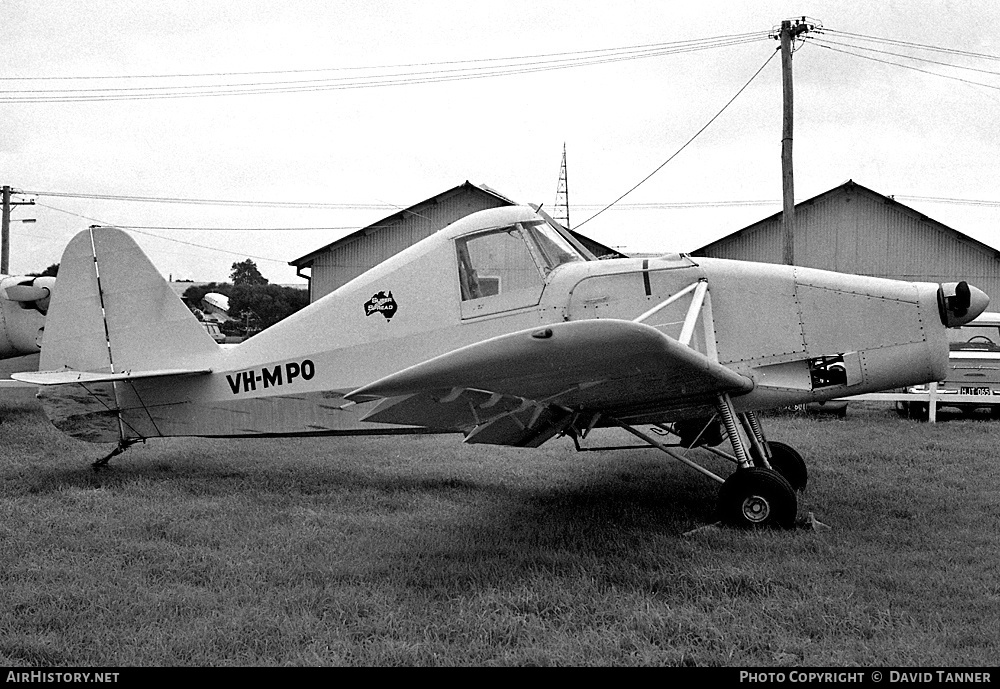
[633,278,715,355]
[678,280,709,346]
[609,419,726,483]
[600,392,753,484]
[633,279,703,326]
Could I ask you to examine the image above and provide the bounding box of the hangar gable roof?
[691,180,1000,259]
[288,181,515,268]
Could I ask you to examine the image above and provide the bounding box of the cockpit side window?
[456,226,545,301]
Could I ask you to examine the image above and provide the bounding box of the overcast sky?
[2,0,999,284]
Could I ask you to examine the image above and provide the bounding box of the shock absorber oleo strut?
[716,394,752,469]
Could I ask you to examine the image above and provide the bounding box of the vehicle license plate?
[960,387,993,395]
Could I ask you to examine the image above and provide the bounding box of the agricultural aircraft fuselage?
[15,206,988,528]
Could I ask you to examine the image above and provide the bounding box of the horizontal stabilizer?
[13,367,211,386]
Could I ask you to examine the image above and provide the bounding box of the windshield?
[520,219,585,273]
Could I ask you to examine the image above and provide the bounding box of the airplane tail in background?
[38,227,219,376]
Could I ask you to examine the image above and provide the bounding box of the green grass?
[1,394,997,666]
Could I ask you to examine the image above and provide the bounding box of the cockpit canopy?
[456,217,587,302]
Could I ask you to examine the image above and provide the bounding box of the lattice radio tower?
[552,143,570,229]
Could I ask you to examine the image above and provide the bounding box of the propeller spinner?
[938,281,989,327]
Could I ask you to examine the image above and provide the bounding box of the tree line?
[27,259,307,339]
[182,259,309,338]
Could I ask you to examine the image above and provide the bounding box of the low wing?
[346,319,753,446]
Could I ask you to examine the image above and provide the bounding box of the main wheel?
[907,402,929,421]
[718,468,797,529]
[755,441,808,492]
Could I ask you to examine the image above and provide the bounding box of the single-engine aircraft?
[0,274,53,359]
[14,206,989,528]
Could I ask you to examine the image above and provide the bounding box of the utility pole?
[1,186,36,274]
[773,17,816,265]
[1,186,9,275]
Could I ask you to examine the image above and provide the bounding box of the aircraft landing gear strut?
[599,394,802,529]
[712,394,798,529]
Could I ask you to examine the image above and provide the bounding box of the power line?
[22,189,784,213]
[806,28,1000,93]
[33,201,289,264]
[575,47,779,230]
[580,200,780,208]
[894,195,1000,208]
[809,41,1000,92]
[123,227,290,264]
[21,189,395,209]
[0,33,770,103]
[823,29,1000,63]
[0,33,770,82]
[110,225,361,231]
[811,36,1000,79]
[27,186,1000,219]
[25,189,1000,272]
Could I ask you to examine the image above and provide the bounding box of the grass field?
[1,391,997,667]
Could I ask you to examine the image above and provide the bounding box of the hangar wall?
[291,183,512,302]
[690,181,1000,304]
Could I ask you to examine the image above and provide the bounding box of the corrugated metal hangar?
[289,181,623,302]
[290,179,1000,306]
[691,180,1000,301]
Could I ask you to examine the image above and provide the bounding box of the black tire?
[909,402,929,421]
[757,440,808,492]
[718,468,797,529]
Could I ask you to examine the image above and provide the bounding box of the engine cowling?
[0,275,55,314]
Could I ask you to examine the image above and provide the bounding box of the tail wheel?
[755,441,808,492]
[718,468,797,529]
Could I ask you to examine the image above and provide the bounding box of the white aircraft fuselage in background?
[0,274,52,359]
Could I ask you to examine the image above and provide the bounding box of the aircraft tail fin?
[38,227,219,376]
